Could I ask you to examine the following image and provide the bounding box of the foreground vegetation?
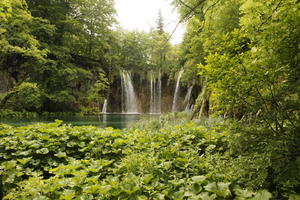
[0,114,299,199]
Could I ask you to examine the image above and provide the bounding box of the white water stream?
[120,70,139,113]
[102,99,108,113]
[149,70,162,114]
[172,68,184,112]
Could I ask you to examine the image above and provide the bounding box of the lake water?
[0,114,159,129]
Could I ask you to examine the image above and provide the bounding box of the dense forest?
[0,0,299,199]
[0,0,182,114]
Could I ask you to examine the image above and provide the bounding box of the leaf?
[191,183,202,194]
[122,183,139,194]
[192,176,207,184]
[36,148,49,154]
[60,189,76,200]
[204,182,231,197]
[55,152,67,158]
[137,196,148,200]
[4,160,17,169]
[251,190,272,200]
[204,182,218,193]
[17,157,32,165]
[234,187,255,198]
[143,174,154,184]
[172,188,185,200]
[216,182,231,197]
[198,192,217,200]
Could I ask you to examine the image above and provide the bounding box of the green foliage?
[156,10,165,35]
[0,0,117,112]
[116,29,175,73]
[177,0,300,130]
[0,119,277,200]
[118,31,152,71]
[176,2,300,196]
[203,122,300,199]
[0,82,44,112]
[86,72,109,112]
[0,0,183,113]
[0,109,37,118]
[0,0,47,82]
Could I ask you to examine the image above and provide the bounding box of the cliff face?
[106,71,200,113]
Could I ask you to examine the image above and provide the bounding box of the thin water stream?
[172,68,184,112]
[149,70,161,114]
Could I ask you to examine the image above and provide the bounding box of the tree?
[1,82,44,112]
[87,71,109,113]
[23,0,116,111]
[175,0,300,197]
[118,31,152,71]
[0,0,47,83]
[156,9,164,35]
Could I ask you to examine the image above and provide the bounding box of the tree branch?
[164,0,206,46]
[177,0,194,12]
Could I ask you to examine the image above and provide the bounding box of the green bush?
[0,109,38,118]
[0,82,45,112]
[203,123,300,199]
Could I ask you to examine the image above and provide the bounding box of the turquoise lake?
[0,114,159,129]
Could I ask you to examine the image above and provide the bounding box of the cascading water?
[149,70,161,114]
[185,104,194,113]
[157,70,161,113]
[184,85,193,112]
[120,71,125,112]
[172,68,184,112]
[102,99,108,113]
[150,71,155,113]
[120,70,139,114]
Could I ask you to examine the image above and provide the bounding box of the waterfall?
[150,71,155,113]
[149,70,161,114]
[172,68,184,112]
[157,70,161,113]
[120,70,139,114]
[102,99,108,113]
[185,104,194,113]
[120,71,125,112]
[183,85,193,112]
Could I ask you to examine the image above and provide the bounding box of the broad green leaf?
[234,187,255,198]
[204,182,231,197]
[17,157,32,165]
[36,148,49,154]
[192,175,207,183]
[55,152,67,158]
[198,192,217,200]
[251,190,272,200]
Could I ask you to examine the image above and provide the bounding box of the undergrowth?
[0,115,299,199]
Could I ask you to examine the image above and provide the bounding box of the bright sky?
[114,0,185,44]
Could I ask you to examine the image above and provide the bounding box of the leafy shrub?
[0,121,125,185]
[130,112,190,130]
[0,82,44,112]
[204,123,300,199]
[0,109,38,118]
[0,118,294,199]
